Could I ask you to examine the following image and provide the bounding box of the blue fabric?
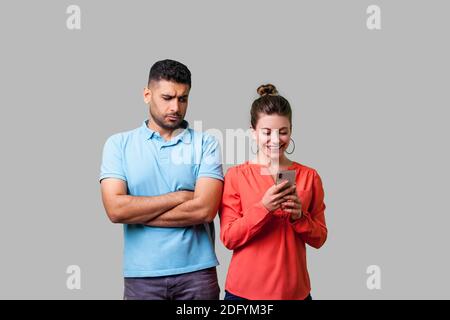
[100,120,223,277]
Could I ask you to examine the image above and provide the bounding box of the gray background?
[0,0,449,299]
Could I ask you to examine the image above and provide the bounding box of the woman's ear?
[250,127,257,141]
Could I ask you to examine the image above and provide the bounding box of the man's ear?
[143,86,151,104]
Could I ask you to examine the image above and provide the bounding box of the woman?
[219,84,327,300]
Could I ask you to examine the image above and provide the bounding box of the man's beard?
[150,109,184,130]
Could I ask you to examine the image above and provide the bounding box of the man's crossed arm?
[100,177,223,227]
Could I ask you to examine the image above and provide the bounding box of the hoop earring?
[286,138,296,154]
[251,142,259,154]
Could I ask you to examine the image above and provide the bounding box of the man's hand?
[145,177,223,227]
[100,178,194,224]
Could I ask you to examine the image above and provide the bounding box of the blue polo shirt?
[99,120,223,277]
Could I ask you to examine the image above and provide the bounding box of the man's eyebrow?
[161,94,189,98]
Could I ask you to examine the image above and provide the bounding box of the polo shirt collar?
[141,119,192,144]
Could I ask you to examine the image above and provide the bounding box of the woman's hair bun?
[257,84,278,97]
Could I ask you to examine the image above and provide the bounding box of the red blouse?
[219,161,327,300]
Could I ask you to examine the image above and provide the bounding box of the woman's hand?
[281,193,303,221]
[261,181,297,212]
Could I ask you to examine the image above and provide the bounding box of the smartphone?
[276,170,296,188]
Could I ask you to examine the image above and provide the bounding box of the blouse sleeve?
[290,171,328,249]
[219,168,273,250]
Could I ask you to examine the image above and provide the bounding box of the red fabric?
[219,161,327,300]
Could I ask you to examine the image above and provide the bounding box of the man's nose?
[169,99,180,113]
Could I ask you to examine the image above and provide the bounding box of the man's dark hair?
[148,59,191,87]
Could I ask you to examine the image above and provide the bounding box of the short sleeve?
[99,134,127,182]
[197,134,224,181]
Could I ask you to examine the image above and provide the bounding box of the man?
[99,59,223,300]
